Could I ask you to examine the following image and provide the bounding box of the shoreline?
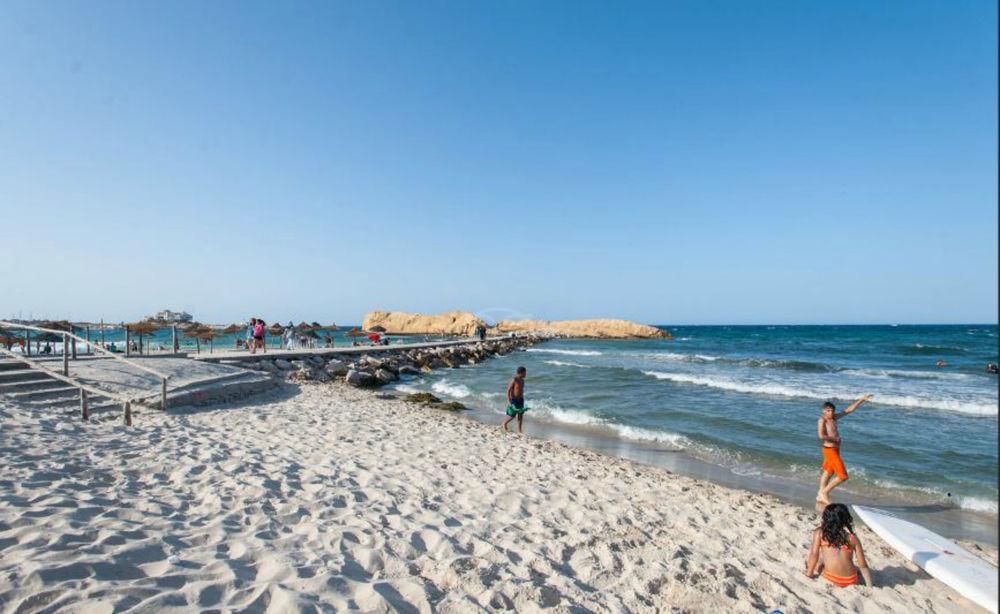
[2,383,996,611]
[451,399,999,547]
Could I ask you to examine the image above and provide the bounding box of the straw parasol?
[345,327,365,339]
[39,320,74,332]
[267,323,285,349]
[221,324,244,348]
[33,331,62,353]
[126,320,161,355]
[196,328,220,353]
[368,325,387,333]
[183,323,210,353]
[0,327,18,350]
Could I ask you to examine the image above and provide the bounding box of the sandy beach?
[0,382,995,613]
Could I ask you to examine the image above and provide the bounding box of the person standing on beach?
[817,394,872,504]
[502,366,528,433]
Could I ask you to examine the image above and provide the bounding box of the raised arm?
[837,394,872,419]
[852,534,873,587]
[804,529,821,578]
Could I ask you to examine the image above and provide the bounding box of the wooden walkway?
[189,337,504,363]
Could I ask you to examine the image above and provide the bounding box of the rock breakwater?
[236,337,539,388]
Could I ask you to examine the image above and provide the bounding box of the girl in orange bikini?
[804,503,873,588]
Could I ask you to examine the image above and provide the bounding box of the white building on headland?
[151,309,193,323]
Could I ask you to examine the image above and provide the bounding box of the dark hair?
[516,366,526,374]
[822,401,836,410]
[821,503,855,549]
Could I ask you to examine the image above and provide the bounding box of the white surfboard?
[853,506,998,613]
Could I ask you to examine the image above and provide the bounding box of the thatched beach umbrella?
[33,331,61,353]
[268,324,284,349]
[40,320,74,332]
[345,328,365,344]
[368,325,387,333]
[196,328,220,353]
[0,327,18,350]
[126,320,161,355]
[222,324,244,349]
[183,323,210,353]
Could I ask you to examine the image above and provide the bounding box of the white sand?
[0,384,994,612]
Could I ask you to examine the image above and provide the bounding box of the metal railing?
[0,321,171,424]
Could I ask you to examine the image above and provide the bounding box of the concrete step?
[3,385,79,401]
[22,393,117,410]
[0,369,51,384]
[166,372,278,408]
[0,360,26,372]
[0,378,67,394]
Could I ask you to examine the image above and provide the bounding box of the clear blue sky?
[1,1,996,325]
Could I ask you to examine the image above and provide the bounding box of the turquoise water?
[390,325,998,525]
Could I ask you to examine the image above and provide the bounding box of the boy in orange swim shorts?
[817,394,872,505]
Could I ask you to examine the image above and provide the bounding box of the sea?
[388,325,999,544]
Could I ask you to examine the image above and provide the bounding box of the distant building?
[151,309,193,323]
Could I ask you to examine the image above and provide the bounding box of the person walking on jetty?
[502,366,528,433]
[816,394,872,504]
[253,319,266,353]
[246,318,257,354]
[804,503,873,589]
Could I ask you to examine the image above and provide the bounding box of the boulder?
[312,369,331,383]
[398,364,420,376]
[345,369,376,387]
[287,370,310,382]
[274,359,292,371]
[259,361,278,372]
[374,368,398,384]
[325,360,349,376]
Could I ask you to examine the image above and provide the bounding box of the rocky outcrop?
[362,311,487,337]
[492,319,669,339]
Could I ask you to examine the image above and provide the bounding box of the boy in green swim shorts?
[502,366,527,433]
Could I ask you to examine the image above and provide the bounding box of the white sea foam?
[956,496,999,514]
[393,384,422,394]
[530,400,688,449]
[527,348,603,356]
[841,368,968,381]
[612,425,688,449]
[543,360,589,368]
[637,352,720,363]
[641,371,998,416]
[430,380,471,399]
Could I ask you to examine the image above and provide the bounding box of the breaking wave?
[641,371,997,416]
[527,348,603,356]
